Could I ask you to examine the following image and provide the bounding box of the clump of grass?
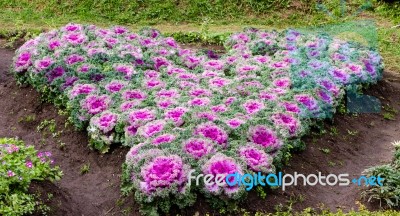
[382,104,397,120]
[319,147,331,154]
[383,112,396,120]
[329,126,339,136]
[80,164,90,175]
[18,114,36,123]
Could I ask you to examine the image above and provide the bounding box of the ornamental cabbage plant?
[12,23,383,215]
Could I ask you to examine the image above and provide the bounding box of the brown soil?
[0,47,138,215]
[1,46,400,216]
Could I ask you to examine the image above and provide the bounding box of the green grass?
[0,0,381,31]
[0,1,399,70]
[0,0,296,25]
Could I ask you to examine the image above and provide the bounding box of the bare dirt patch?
[0,47,137,216]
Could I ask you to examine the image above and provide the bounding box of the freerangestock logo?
[187,170,384,191]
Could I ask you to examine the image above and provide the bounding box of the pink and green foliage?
[12,23,383,214]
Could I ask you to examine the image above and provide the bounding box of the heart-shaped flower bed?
[12,24,383,214]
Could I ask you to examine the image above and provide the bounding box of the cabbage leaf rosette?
[12,23,383,214]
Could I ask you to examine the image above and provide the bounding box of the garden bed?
[1,40,400,215]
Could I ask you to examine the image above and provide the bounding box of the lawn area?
[0,0,399,72]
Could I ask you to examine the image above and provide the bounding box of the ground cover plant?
[363,140,400,208]
[11,23,383,215]
[0,138,61,215]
